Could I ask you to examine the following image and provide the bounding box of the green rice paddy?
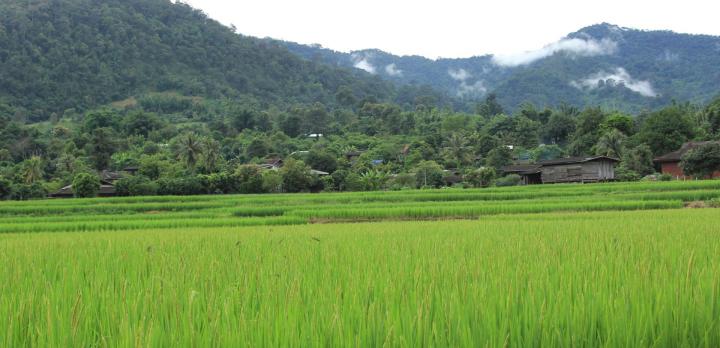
[1,181,719,346]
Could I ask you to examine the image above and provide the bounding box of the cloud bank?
[570,67,658,97]
[384,63,403,77]
[492,38,618,67]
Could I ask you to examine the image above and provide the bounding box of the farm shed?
[537,156,619,184]
[654,141,720,179]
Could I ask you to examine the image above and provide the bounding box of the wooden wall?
[541,160,616,183]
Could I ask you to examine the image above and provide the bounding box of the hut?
[537,156,619,184]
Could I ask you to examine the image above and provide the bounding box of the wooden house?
[537,156,618,184]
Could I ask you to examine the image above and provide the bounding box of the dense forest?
[285,24,720,113]
[0,0,452,120]
[1,0,720,200]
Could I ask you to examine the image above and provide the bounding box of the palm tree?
[178,133,202,171]
[595,129,627,158]
[443,133,471,168]
[22,156,43,184]
[201,137,221,173]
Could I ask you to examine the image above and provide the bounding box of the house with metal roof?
[503,156,619,184]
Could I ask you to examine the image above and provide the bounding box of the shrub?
[72,173,101,198]
[115,175,158,196]
[236,165,265,194]
[495,174,522,187]
[465,167,496,188]
[659,173,673,181]
[156,177,204,195]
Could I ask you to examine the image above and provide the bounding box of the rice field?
[1,181,720,346]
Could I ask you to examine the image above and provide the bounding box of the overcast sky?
[181,0,720,59]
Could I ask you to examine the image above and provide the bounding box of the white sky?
[181,0,720,59]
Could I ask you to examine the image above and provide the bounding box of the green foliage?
[485,146,513,170]
[280,158,312,193]
[494,174,522,187]
[680,143,720,178]
[72,173,101,198]
[413,161,444,188]
[465,167,496,188]
[235,165,265,194]
[115,175,159,196]
[638,105,695,156]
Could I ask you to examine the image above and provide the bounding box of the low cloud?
[351,53,376,74]
[384,63,403,77]
[492,38,618,67]
[661,49,679,62]
[457,80,487,97]
[448,68,471,81]
[571,67,658,98]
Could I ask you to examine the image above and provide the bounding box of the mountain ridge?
[281,23,720,112]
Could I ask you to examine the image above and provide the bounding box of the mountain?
[0,0,452,121]
[282,24,720,112]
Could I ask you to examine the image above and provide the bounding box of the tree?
[236,165,265,194]
[476,93,504,118]
[413,160,444,188]
[485,146,513,171]
[569,108,606,155]
[115,175,158,196]
[306,150,338,173]
[680,143,720,178]
[601,113,635,136]
[595,129,627,158]
[200,137,221,173]
[702,96,720,137]
[638,105,694,156]
[465,167,496,188]
[245,138,269,159]
[621,144,655,176]
[442,133,472,168]
[280,158,312,193]
[89,127,117,170]
[0,178,12,199]
[72,173,101,198]
[124,110,163,137]
[21,156,44,184]
[177,133,202,171]
[359,170,389,191]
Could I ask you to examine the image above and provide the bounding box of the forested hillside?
[0,0,451,121]
[1,0,720,201]
[283,24,720,112]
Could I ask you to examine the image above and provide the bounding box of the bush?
[615,165,642,182]
[659,173,673,181]
[115,175,158,196]
[261,171,283,193]
[465,167,496,188]
[236,165,265,194]
[0,178,12,199]
[413,161,444,188]
[10,183,47,200]
[494,174,522,187]
[72,173,101,198]
[156,177,204,195]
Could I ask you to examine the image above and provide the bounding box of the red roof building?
[654,142,720,179]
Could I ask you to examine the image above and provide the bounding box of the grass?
[0,181,719,346]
